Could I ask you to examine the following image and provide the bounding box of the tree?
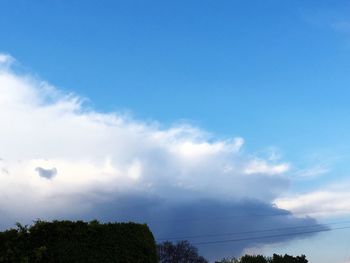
[216,254,308,263]
[157,240,208,263]
[0,220,157,263]
[241,255,267,263]
[271,254,308,263]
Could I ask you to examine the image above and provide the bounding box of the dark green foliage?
[270,254,307,263]
[157,240,208,263]
[0,220,157,263]
[241,255,268,263]
[217,254,308,263]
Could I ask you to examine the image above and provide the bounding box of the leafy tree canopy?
[0,220,157,263]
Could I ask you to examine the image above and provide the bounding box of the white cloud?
[244,159,289,175]
[0,53,291,224]
[275,183,350,218]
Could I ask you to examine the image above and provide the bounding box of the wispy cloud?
[0,53,14,69]
[294,165,329,179]
[244,159,289,175]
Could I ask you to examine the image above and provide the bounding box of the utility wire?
[157,224,322,241]
[156,219,350,241]
[192,225,350,246]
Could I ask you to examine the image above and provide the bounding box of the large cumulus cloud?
[0,54,326,259]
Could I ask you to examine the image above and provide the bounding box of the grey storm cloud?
[35,167,57,179]
[85,195,328,261]
[0,54,329,259]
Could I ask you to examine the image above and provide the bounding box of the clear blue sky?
[2,0,350,154]
[1,0,350,262]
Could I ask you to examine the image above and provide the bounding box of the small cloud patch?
[35,167,57,179]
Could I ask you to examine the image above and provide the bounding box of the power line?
[192,226,350,246]
[156,219,350,241]
[156,224,322,241]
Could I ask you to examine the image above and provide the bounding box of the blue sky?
[1,0,350,262]
[2,0,350,153]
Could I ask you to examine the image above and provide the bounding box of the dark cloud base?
[88,196,328,260]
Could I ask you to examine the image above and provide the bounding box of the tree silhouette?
[0,220,157,263]
[157,240,208,263]
[216,254,308,263]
